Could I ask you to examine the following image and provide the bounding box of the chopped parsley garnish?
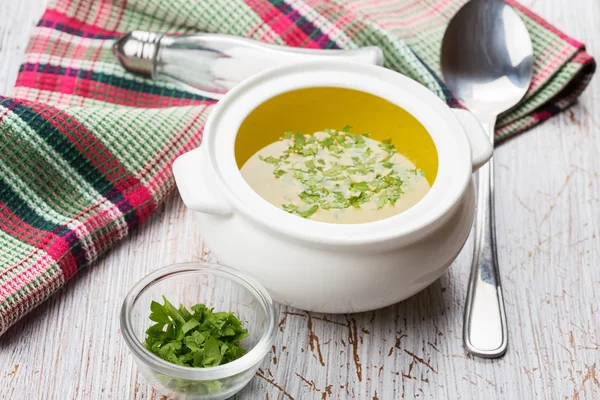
[143,296,248,368]
[259,128,424,219]
[296,205,319,218]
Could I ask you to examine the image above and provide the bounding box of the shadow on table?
[278,272,458,334]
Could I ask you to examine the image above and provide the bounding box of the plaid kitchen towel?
[0,0,595,335]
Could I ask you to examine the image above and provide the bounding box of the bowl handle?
[172,147,233,216]
[451,109,493,172]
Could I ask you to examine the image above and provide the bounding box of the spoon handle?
[463,119,508,358]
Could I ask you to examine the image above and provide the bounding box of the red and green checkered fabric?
[0,0,595,335]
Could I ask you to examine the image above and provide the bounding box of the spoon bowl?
[441,0,533,122]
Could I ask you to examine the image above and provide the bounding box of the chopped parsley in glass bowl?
[121,263,277,399]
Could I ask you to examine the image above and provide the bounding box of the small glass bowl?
[121,262,278,399]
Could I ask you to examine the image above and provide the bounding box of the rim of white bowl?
[120,262,278,381]
[203,60,473,246]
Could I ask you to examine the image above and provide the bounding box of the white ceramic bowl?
[173,61,492,313]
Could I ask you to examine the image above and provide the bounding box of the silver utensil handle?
[157,34,383,98]
[463,123,508,358]
[112,31,384,99]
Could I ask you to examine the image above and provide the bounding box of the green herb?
[258,126,422,219]
[293,170,304,181]
[348,192,372,208]
[408,168,425,177]
[259,155,280,165]
[297,205,319,218]
[294,133,305,149]
[333,191,345,201]
[347,133,366,147]
[379,139,396,157]
[143,296,248,368]
[322,164,348,177]
[299,190,321,204]
[377,193,388,209]
[282,203,299,213]
[304,176,322,187]
[350,181,370,192]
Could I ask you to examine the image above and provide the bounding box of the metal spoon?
[441,0,533,358]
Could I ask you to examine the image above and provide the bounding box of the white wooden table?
[1,1,599,399]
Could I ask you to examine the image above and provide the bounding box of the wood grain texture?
[0,0,46,94]
[1,1,599,399]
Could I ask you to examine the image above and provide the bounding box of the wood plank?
[0,0,598,399]
[0,0,45,95]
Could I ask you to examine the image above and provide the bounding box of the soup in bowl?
[236,88,438,224]
[173,61,491,312]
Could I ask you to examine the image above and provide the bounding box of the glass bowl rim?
[120,262,278,381]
